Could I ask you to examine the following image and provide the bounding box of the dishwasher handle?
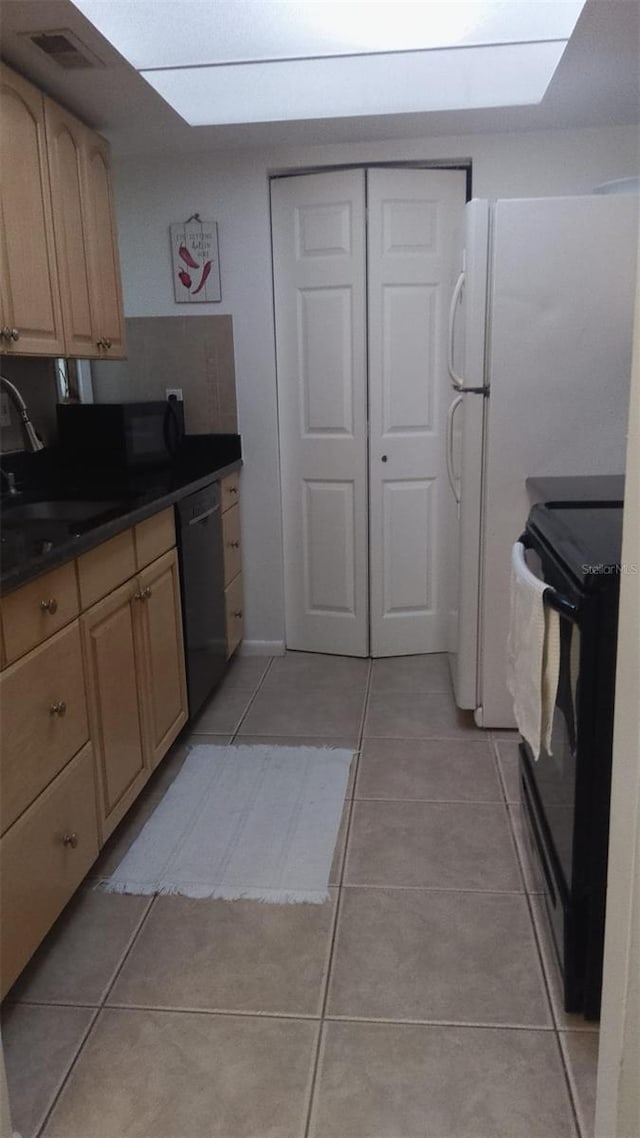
[187,504,220,526]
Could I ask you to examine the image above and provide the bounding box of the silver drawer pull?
[62,831,79,849]
[228,486,238,495]
[50,700,67,717]
[227,540,240,549]
[233,609,243,619]
[40,598,58,615]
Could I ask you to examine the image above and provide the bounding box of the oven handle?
[517,531,581,623]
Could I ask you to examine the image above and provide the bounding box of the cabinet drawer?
[1,621,89,835]
[77,528,136,609]
[135,507,175,570]
[0,742,99,998]
[1,561,79,664]
[225,572,244,659]
[220,471,239,513]
[222,504,242,586]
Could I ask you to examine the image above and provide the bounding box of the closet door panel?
[368,169,467,656]
[272,170,368,656]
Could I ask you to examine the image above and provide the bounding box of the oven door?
[518,542,587,1012]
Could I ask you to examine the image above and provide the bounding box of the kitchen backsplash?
[91,315,238,434]
[0,356,59,453]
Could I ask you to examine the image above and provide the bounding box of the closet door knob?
[381,455,388,463]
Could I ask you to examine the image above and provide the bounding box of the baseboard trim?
[239,640,286,657]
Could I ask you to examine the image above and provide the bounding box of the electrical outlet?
[166,387,183,402]
[0,392,11,428]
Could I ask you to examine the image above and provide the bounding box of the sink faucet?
[0,374,44,453]
[0,468,19,497]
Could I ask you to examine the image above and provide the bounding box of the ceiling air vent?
[24,29,104,70]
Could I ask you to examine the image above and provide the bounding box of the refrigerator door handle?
[447,270,466,388]
[446,395,463,508]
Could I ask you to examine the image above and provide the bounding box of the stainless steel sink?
[2,500,123,525]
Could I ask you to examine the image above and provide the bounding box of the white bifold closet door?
[367,168,466,654]
[271,170,369,656]
[271,167,465,657]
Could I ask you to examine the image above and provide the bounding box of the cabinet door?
[0,64,64,356]
[135,549,188,770]
[44,99,94,356]
[82,131,126,358]
[225,572,244,659]
[81,579,148,841]
[1,742,99,998]
[1,621,89,836]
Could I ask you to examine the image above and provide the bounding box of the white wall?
[595,224,640,1138]
[112,123,639,648]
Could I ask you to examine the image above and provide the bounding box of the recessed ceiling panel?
[141,41,568,126]
[71,1,585,68]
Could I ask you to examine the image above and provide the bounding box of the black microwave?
[57,401,185,470]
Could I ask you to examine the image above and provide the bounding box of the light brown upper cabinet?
[0,62,126,359]
[43,98,95,357]
[81,131,126,357]
[0,63,65,356]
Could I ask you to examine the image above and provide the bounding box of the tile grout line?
[33,894,159,1137]
[33,1005,101,1138]
[551,1027,586,1138]
[302,656,373,1138]
[229,655,276,741]
[494,727,585,1138]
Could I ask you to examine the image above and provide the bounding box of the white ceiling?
[1,0,638,156]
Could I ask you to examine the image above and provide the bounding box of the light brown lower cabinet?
[81,577,148,843]
[0,742,99,998]
[81,547,187,842]
[221,472,244,658]
[136,549,188,771]
[0,621,89,836]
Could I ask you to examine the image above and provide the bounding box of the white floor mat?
[101,743,353,903]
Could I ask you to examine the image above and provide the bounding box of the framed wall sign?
[170,215,221,303]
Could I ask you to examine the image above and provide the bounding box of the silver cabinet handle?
[50,700,67,716]
[40,598,58,615]
[62,832,79,849]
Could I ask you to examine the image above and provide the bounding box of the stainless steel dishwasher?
[175,482,227,720]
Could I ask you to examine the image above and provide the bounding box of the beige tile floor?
[3,652,598,1138]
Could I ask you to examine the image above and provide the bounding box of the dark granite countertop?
[0,435,241,595]
[526,474,625,506]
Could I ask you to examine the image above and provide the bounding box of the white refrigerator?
[447,194,638,728]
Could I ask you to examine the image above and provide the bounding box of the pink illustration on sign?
[192,261,212,295]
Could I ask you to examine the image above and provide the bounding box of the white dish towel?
[506,541,561,759]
